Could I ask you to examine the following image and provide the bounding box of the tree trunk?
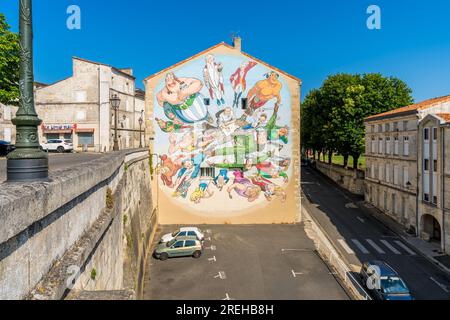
[313,150,316,160]
[352,154,360,170]
[328,150,332,164]
[322,151,326,162]
[318,151,321,162]
[343,154,349,168]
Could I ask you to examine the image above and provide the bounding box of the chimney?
[232,36,242,52]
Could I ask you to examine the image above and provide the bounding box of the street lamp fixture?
[7,0,49,182]
[110,94,121,151]
[138,110,144,148]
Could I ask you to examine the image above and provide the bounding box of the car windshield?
[381,277,409,294]
[166,239,177,247]
[171,229,180,237]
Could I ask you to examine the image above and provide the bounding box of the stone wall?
[314,161,365,196]
[0,149,156,300]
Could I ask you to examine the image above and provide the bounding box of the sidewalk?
[356,200,450,275]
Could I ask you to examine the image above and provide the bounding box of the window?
[371,137,376,153]
[403,136,410,156]
[385,123,390,132]
[424,159,430,171]
[433,160,438,172]
[78,132,94,147]
[178,231,187,237]
[371,125,375,133]
[424,193,430,202]
[187,231,197,236]
[403,121,408,131]
[386,164,391,183]
[184,240,196,247]
[424,128,429,141]
[378,124,383,133]
[393,122,398,132]
[173,241,184,248]
[394,165,399,185]
[432,196,438,205]
[394,136,399,155]
[386,137,391,154]
[403,167,409,187]
[378,138,384,154]
[433,127,438,140]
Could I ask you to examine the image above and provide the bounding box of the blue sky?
[1,0,450,102]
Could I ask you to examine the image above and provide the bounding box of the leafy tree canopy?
[0,13,20,105]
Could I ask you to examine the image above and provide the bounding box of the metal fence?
[303,207,372,300]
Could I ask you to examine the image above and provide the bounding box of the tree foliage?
[0,13,20,105]
[301,73,413,168]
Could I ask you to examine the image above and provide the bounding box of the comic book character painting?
[153,54,293,213]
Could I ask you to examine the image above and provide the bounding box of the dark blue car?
[360,260,413,300]
[0,140,15,157]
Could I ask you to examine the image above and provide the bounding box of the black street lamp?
[110,94,121,151]
[7,0,49,182]
[138,110,144,148]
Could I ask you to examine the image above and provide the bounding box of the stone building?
[35,57,146,152]
[365,95,450,253]
[144,38,302,224]
[0,103,17,143]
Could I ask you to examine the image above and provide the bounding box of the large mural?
[153,53,293,215]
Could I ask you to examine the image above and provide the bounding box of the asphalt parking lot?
[144,224,350,300]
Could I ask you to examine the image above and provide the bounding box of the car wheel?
[57,146,65,153]
[160,253,169,261]
[193,251,202,259]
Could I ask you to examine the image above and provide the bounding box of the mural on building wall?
[154,53,293,214]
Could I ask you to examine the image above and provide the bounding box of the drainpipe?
[415,120,420,237]
[442,126,446,253]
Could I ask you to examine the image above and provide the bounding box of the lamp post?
[110,94,121,151]
[7,0,49,181]
[138,110,144,148]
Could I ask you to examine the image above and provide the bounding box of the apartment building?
[35,57,146,152]
[365,95,450,253]
[0,103,17,143]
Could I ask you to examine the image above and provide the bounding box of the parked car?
[160,227,205,243]
[154,238,203,261]
[41,139,74,153]
[360,260,413,300]
[0,140,15,157]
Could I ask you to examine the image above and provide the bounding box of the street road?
[144,225,350,300]
[302,166,450,300]
[0,153,105,182]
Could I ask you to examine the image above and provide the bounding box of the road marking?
[291,270,304,278]
[338,239,355,254]
[351,239,370,254]
[208,256,217,262]
[366,239,386,254]
[223,293,233,300]
[394,241,417,256]
[214,271,226,280]
[357,217,365,223]
[205,245,216,251]
[205,229,212,234]
[380,240,401,254]
[345,203,358,209]
[281,249,311,253]
[430,277,449,293]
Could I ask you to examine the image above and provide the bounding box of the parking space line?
[351,239,370,254]
[205,245,216,251]
[338,239,355,255]
[380,240,401,254]
[223,293,233,300]
[366,239,385,254]
[357,217,365,223]
[394,241,416,256]
[214,271,227,280]
[291,270,304,278]
[430,277,449,293]
[208,256,217,262]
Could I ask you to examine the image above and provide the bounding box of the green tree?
[0,13,20,105]
[301,73,413,169]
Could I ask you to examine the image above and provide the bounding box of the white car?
[41,139,74,153]
[160,227,205,243]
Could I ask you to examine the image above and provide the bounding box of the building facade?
[0,103,17,143]
[144,39,302,224]
[365,95,450,253]
[35,57,146,152]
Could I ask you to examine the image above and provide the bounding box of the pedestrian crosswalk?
[337,238,417,256]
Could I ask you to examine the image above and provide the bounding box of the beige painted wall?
[145,44,301,224]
